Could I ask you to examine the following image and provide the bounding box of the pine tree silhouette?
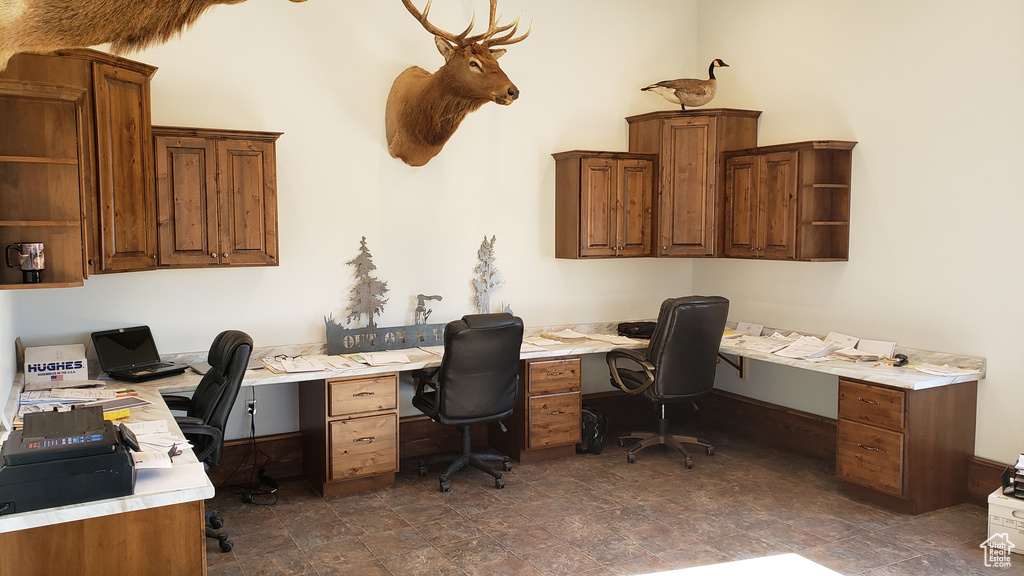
[473,235,506,314]
[345,236,389,329]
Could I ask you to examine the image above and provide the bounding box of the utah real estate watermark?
[980,533,1015,568]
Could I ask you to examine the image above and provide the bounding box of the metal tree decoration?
[473,235,506,314]
[345,236,389,329]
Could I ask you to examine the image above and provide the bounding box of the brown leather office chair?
[412,313,523,492]
[606,296,728,468]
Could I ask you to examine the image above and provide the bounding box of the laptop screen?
[92,326,162,371]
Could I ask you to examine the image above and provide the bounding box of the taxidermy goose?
[642,58,729,110]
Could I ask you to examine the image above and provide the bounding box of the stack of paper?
[774,336,840,360]
[585,333,641,345]
[914,363,981,377]
[745,332,799,353]
[352,351,410,366]
[540,329,588,340]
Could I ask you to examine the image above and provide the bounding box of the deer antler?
[400,0,530,48]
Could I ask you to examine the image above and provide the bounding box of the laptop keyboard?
[124,362,173,373]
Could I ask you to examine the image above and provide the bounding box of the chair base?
[206,509,233,552]
[619,402,715,468]
[418,425,512,491]
[618,431,714,468]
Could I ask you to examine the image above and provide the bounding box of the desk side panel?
[0,500,205,576]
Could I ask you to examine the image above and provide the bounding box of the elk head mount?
[0,0,307,72]
[385,0,531,167]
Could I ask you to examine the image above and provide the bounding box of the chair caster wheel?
[626,453,636,464]
[685,458,694,469]
[706,446,715,456]
[218,534,233,553]
[208,513,224,529]
[439,480,451,492]
[502,459,512,472]
[418,460,428,476]
[495,478,506,489]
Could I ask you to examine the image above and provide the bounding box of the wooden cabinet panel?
[92,61,156,272]
[329,376,398,417]
[626,109,760,257]
[218,138,278,265]
[154,135,218,267]
[528,393,581,449]
[154,127,281,268]
[724,141,855,261]
[838,380,905,430]
[329,414,398,481]
[553,151,654,259]
[527,358,581,395]
[837,418,904,495]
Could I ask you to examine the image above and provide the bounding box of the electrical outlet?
[246,399,257,417]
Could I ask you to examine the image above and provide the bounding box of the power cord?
[220,388,278,505]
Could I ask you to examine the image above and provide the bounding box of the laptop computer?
[91,326,188,382]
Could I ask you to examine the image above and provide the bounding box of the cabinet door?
[617,159,653,257]
[578,157,618,257]
[217,139,278,265]
[723,154,760,258]
[760,151,798,260]
[92,62,156,271]
[154,135,219,267]
[657,116,715,256]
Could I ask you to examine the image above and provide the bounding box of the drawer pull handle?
[1013,511,1024,519]
[547,371,565,377]
[353,392,376,397]
[858,397,880,405]
[856,443,879,451]
[548,410,565,415]
[353,436,375,443]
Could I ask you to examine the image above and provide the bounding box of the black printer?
[0,406,135,515]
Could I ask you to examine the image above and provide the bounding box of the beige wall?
[4,1,699,438]
[4,0,1020,463]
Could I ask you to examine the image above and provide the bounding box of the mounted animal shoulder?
[385,0,531,167]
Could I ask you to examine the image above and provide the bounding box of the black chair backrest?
[188,330,253,462]
[436,313,524,422]
[645,296,729,402]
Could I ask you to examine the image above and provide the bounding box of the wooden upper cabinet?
[553,151,655,258]
[153,127,281,268]
[1,49,158,274]
[0,81,88,289]
[723,141,855,261]
[626,109,760,257]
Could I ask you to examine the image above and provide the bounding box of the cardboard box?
[23,344,88,386]
[989,488,1024,554]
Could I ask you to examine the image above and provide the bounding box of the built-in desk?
[0,385,213,576]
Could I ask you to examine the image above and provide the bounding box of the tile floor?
[205,427,1023,576]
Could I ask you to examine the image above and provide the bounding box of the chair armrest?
[411,368,438,396]
[162,394,191,412]
[606,347,656,395]
[174,417,222,463]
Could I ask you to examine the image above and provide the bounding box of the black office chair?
[607,296,728,468]
[412,313,524,492]
[162,330,253,552]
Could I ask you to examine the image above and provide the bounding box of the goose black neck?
[708,61,716,79]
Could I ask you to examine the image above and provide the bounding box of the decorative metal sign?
[326,321,446,355]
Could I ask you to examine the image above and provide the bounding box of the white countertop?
[0,386,214,534]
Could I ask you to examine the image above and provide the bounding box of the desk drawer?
[527,358,581,396]
[329,375,397,417]
[528,392,581,449]
[837,418,904,495]
[329,413,398,481]
[838,379,905,431]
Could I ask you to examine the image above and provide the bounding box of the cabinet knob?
[662,246,667,250]
[211,252,218,258]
